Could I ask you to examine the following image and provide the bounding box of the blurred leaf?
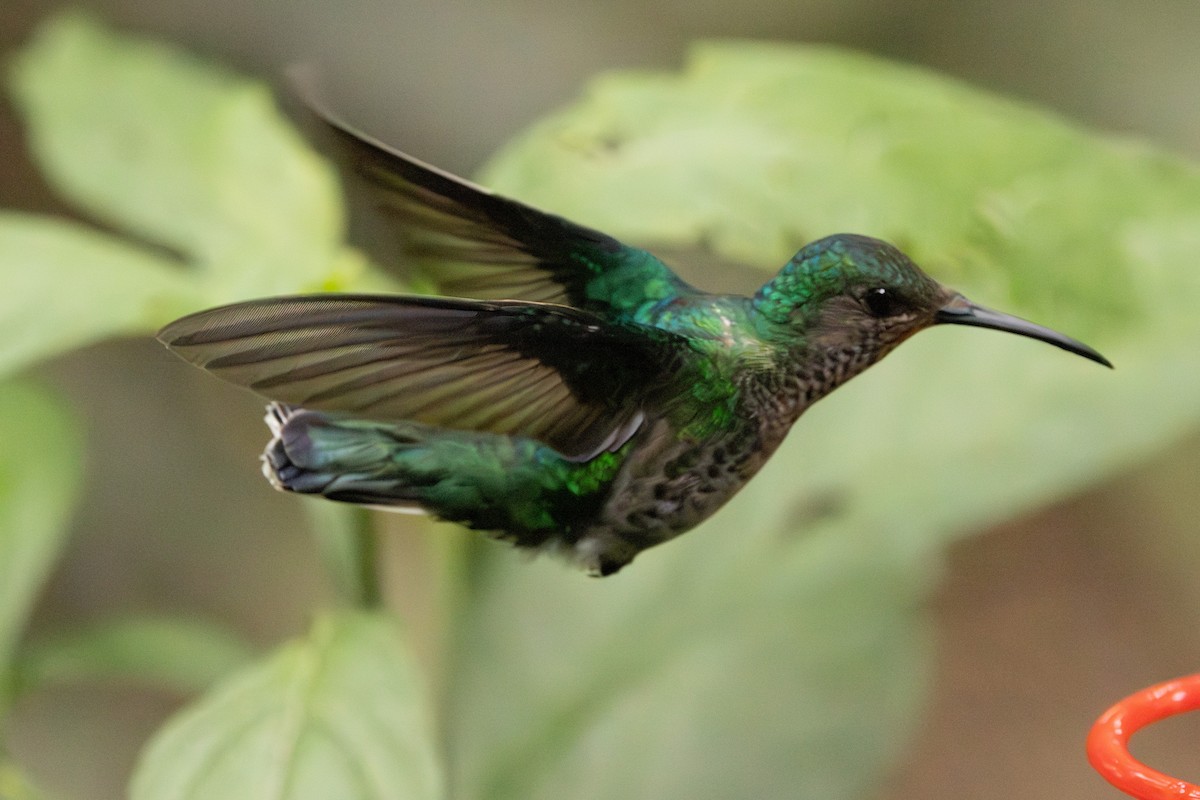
[448,534,933,800]
[0,213,198,377]
[0,382,82,697]
[445,42,1200,799]
[7,11,368,306]
[14,615,255,697]
[482,42,1200,336]
[482,40,1200,549]
[0,759,49,800]
[129,612,443,800]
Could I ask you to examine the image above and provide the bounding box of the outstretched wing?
[159,295,689,460]
[300,89,699,317]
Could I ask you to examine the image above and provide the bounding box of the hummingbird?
[158,101,1111,576]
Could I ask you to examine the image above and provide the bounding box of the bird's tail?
[261,403,612,550]
[263,403,430,511]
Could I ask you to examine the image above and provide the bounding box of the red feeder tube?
[1088,673,1200,799]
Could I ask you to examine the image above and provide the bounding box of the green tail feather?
[263,403,624,552]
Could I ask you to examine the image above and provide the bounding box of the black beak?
[935,295,1112,368]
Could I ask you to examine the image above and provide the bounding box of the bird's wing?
[159,295,690,460]
[302,93,698,317]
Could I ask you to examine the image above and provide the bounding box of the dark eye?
[862,287,904,318]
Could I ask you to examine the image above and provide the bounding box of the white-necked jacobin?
[159,97,1110,576]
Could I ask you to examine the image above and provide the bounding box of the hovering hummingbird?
[158,101,1111,576]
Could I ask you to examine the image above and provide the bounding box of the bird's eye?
[862,287,904,318]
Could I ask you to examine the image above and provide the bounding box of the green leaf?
[129,613,443,800]
[13,615,255,697]
[0,381,82,694]
[0,759,49,800]
[0,213,198,377]
[7,11,367,305]
[445,42,1200,800]
[482,40,1200,548]
[448,533,933,800]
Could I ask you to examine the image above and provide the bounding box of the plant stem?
[350,507,383,609]
[306,500,384,609]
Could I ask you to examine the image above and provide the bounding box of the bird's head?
[752,233,1110,370]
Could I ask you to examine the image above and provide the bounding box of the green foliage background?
[1,6,1198,800]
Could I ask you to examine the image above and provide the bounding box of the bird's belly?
[572,423,763,574]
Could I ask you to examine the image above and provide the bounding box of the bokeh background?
[2,1,1199,798]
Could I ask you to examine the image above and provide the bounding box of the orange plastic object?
[1088,674,1200,799]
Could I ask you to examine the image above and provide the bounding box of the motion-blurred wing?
[159,295,685,460]
[300,88,698,316]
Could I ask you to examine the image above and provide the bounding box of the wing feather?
[159,294,687,460]
[298,89,701,317]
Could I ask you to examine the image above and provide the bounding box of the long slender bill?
[935,295,1112,368]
